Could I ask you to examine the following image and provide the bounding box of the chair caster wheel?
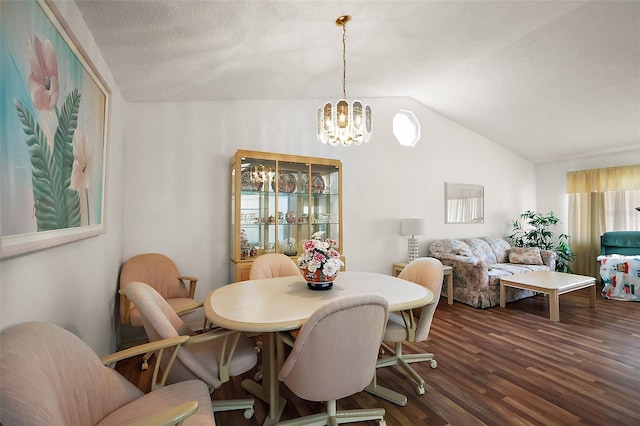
[430,359,438,368]
[417,385,425,395]
[243,408,254,419]
[254,370,263,381]
[141,362,149,371]
[379,420,386,426]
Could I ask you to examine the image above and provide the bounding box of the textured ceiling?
[74,0,640,164]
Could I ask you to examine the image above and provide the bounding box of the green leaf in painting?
[14,100,60,230]
[57,89,80,188]
[56,89,82,226]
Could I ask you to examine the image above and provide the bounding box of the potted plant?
[507,210,575,273]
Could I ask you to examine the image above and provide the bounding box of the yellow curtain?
[567,165,640,193]
[567,164,640,277]
[568,193,605,277]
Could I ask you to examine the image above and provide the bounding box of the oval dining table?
[204,271,435,425]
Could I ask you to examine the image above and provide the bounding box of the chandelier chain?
[342,22,347,99]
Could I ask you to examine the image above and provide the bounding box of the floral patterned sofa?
[429,237,557,308]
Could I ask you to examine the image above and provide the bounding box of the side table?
[392,262,454,305]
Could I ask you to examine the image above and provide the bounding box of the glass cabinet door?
[236,157,276,260]
[308,164,340,244]
[274,160,307,257]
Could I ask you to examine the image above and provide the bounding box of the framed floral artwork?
[0,0,110,258]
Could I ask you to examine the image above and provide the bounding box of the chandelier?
[317,15,372,146]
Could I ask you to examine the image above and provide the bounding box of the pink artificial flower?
[28,36,59,111]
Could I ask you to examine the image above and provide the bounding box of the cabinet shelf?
[230,150,344,282]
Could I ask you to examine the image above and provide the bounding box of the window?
[566,165,640,277]
[393,110,420,147]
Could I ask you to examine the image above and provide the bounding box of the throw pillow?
[508,247,544,265]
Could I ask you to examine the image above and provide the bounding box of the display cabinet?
[230,150,343,282]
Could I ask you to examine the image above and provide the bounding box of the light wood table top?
[499,270,595,290]
[205,271,434,333]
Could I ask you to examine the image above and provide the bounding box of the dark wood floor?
[117,285,640,425]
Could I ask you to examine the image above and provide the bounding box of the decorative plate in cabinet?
[301,174,326,194]
[271,171,297,193]
[241,169,263,191]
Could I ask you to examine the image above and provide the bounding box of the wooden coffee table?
[500,271,596,321]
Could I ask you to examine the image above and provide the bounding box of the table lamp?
[401,218,425,263]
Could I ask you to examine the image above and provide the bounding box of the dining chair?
[249,253,301,280]
[277,294,389,425]
[0,321,215,425]
[119,253,203,370]
[119,253,201,328]
[124,281,257,419]
[249,252,301,379]
[376,257,444,396]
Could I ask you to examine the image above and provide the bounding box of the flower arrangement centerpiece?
[298,231,344,290]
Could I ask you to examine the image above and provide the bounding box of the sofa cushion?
[464,238,497,265]
[430,239,474,257]
[483,237,512,263]
[508,247,544,265]
[491,263,548,274]
[450,240,473,257]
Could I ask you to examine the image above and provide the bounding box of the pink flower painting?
[28,36,59,111]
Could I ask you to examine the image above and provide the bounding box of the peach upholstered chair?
[376,257,444,396]
[249,253,301,280]
[277,294,389,426]
[119,253,203,370]
[0,321,215,425]
[119,253,201,328]
[249,253,302,379]
[124,281,257,419]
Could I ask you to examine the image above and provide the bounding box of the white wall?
[123,97,536,299]
[0,0,125,356]
[536,149,640,237]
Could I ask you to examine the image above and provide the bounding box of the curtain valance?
[566,164,640,193]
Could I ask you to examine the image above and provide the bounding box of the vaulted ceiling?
[75,0,640,164]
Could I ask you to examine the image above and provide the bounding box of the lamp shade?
[401,218,425,237]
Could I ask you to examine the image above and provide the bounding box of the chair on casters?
[277,294,389,426]
[249,253,301,380]
[119,253,202,369]
[124,281,257,419]
[0,321,215,425]
[249,253,301,280]
[374,257,444,396]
